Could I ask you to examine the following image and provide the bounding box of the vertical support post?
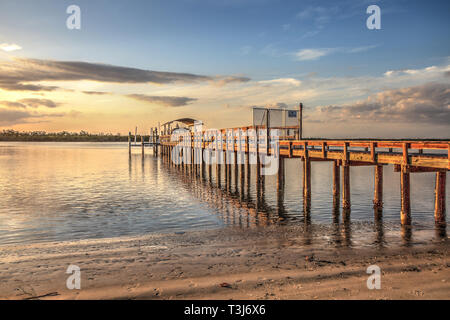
[265,109,270,155]
[216,131,221,187]
[303,142,311,205]
[227,130,232,189]
[180,147,184,171]
[322,141,327,158]
[256,127,260,191]
[200,131,204,179]
[208,149,212,182]
[342,165,350,209]
[434,171,446,224]
[216,154,221,187]
[141,133,144,157]
[332,160,340,206]
[373,165,383,209]
[234,139,238,192]
[370,142,377,162]
[277,156,284,190]
[224,147,228,189]
[191,133,195,176]
[342,142,350,209]
[240,154,245,199]
[298,102,303,140]
[400,143,411,225]
[155,128,158,156]
[246,130,250,195]
[400,165,411,225]
[239,129,245,193]
[128,131,131,156]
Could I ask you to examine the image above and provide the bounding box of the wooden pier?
[129,119,449,227]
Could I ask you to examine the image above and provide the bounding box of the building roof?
[161,118,200,127]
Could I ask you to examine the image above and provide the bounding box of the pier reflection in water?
[151,148,447,248]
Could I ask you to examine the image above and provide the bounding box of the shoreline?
[0,225,448,300]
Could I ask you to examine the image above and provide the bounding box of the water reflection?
[154,150,449,248]
[401,225,413,246]
[373,209,386,248]
[435,223,447,239]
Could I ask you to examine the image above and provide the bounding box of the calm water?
[0,142,448,246]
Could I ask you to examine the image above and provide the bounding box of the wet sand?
[0,225,448,300]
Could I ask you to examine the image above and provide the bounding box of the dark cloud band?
[126,94,197,107]
[0,58,250,92]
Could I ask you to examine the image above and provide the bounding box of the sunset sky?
[0,0,449,138]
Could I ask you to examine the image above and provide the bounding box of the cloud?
[294,45,378,61]
[0,82,59,92]
[384,66,440,78]
[265,102,289,109]
[296,6,328,22]
[311,82,450,125]
[126,94,197,107]
[0,109,65,125]
[258,78,301,87]
[295,48,331,61]
[82,91,111,95]
[0,101,27,109]
[211,76,251,87]
[18,98,60,108]
[0,58,249,92]
[260,44,283,57]
[0,43,22,52]
[0,98,61,109]
[296,6,341,29]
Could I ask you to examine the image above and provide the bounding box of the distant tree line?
[0,129,445,142]
[0,130,130,142]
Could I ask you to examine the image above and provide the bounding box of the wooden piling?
[332,160,340,206]
[128,131,131,156]
[228,152,232,189]
[216,150,221,187]
[256,149,261,191]
[240,153,245,200]
[434,171,446,224]
[191,147,195,176]
[400,165,411,225]
[208,150,212,182]
[303,142,311,204]
[234,150,238,191]
[154,128,158,156]
[201,149,205,180]
[373,165,383,209]
[277,156,284,190]
[342,164,350,209]
[224,151,228,189]
[240,152,245,190]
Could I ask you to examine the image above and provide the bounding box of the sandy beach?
[0,225,448,300]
